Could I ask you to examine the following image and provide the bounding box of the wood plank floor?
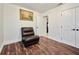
[1,36,79,55]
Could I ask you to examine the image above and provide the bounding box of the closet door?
[48,12,61,41]
[62,8,76,47]
[76,7,79,48]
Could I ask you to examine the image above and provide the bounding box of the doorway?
[43,16,49,35]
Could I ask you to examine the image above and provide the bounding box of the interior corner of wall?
[0,42,4,53]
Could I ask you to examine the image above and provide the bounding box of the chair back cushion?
[21,27,34,38]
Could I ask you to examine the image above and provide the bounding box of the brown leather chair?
[21,27,39,47]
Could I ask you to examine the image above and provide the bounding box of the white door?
[35,15,40,35]
[76,7,79,48]
[48,12,61,41]
[62,8,76,47]
[35,15,46,36]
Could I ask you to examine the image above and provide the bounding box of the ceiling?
[14,3,62,13]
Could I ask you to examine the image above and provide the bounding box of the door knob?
[72,29,75,31]
[76,29,79,31]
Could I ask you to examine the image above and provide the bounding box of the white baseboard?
[42,35,62,43]
[4,39,21,45]
[43,35,76,48]
[0,39,21,53]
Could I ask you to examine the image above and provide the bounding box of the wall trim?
[43,35,77,48]
[4,39,21,45]
[43,35,62,43]
[0,39,21,53]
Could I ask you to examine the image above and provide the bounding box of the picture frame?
[20,9,33,21]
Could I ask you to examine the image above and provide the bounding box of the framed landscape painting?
[20,9,33,21]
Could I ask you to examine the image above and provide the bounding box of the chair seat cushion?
[22,35,39,41]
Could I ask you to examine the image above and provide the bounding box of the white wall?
[2,3,79,46]
[1,3,79,51]
[3,4,41,45]
[0,4,4,52]
[42,3,79,47]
